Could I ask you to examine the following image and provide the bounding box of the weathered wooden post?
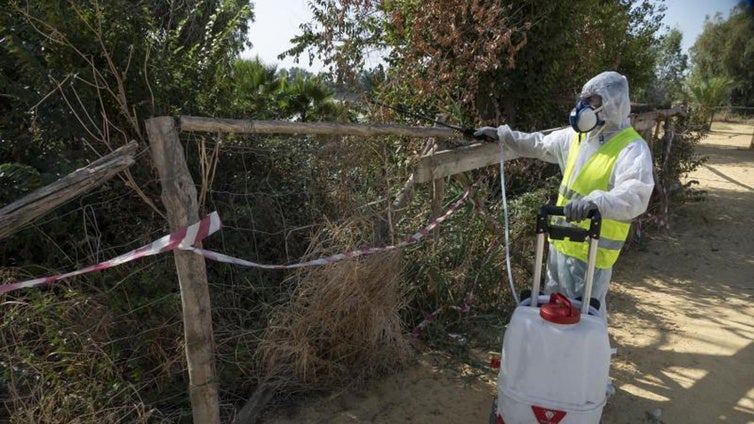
[430,116,449,247]
[0,141,138,240]
[146,117,220,424]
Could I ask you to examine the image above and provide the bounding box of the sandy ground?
[263,122,754,424]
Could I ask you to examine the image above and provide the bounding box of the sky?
[241,0,742,73]
[662,0,740,52]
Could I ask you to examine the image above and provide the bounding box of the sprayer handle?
[536,205,601,241]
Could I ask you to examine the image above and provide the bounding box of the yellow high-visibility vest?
[551,127,642,268]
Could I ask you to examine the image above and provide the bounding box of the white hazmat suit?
[478,71,654,313]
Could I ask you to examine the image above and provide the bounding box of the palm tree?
[222,59,343,122]
[687,76,737,129]
[279,72,340,122]
[226,59,284,119]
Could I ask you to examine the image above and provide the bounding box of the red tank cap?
[539,293,580,324]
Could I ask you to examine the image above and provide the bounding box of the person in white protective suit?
[474,71,654,315]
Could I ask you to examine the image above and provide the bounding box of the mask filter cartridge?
[569,100,604,133]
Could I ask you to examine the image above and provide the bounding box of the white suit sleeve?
[498,125,571,170]
[583,139,655,221]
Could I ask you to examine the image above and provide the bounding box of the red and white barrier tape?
[0,212,222,295]
[2,188,473,294]
[187,187,472,269]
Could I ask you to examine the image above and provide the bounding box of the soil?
[263,122,754,424]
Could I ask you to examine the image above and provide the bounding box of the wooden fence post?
[146,117,220,424]
[430,116,448,245]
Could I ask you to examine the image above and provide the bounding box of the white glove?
[474,125,516,144]
[473,126,499,142]
[564,199,598,222]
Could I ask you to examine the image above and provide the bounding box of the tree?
[482,0,663,128]
[688,76,737,128]
[218,59,285,118]
[635,27,688,106]
[689,3,754,107]
[284,0,532,116]
[216,58,346,121]
[278,70,344,122]
[0,0,253,195]
[284,0,664,129]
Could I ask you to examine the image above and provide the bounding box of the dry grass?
[259,218,412,391]
[0,290,171,424]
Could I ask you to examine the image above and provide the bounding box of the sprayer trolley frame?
[491,205,611,424]
[530,204,602,315]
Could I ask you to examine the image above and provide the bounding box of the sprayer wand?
[369,100,496,142]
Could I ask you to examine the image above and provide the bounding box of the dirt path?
[263,122,754,424]
[604,122,754,423]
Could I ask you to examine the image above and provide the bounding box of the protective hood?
[579,71,631,131]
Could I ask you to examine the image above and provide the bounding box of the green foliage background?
[689,3,754,108]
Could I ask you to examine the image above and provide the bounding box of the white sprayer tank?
[496,295,611,424]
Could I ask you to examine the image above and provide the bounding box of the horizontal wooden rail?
[179,116,459,139]
[178,107,687,185]
[414,142,499,184]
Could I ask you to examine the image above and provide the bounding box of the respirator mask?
[569,97,604,133]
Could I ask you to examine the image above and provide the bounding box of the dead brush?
[0,287,169,424]
[259,217,412,391]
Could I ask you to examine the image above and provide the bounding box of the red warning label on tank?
[531,406,566,424]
